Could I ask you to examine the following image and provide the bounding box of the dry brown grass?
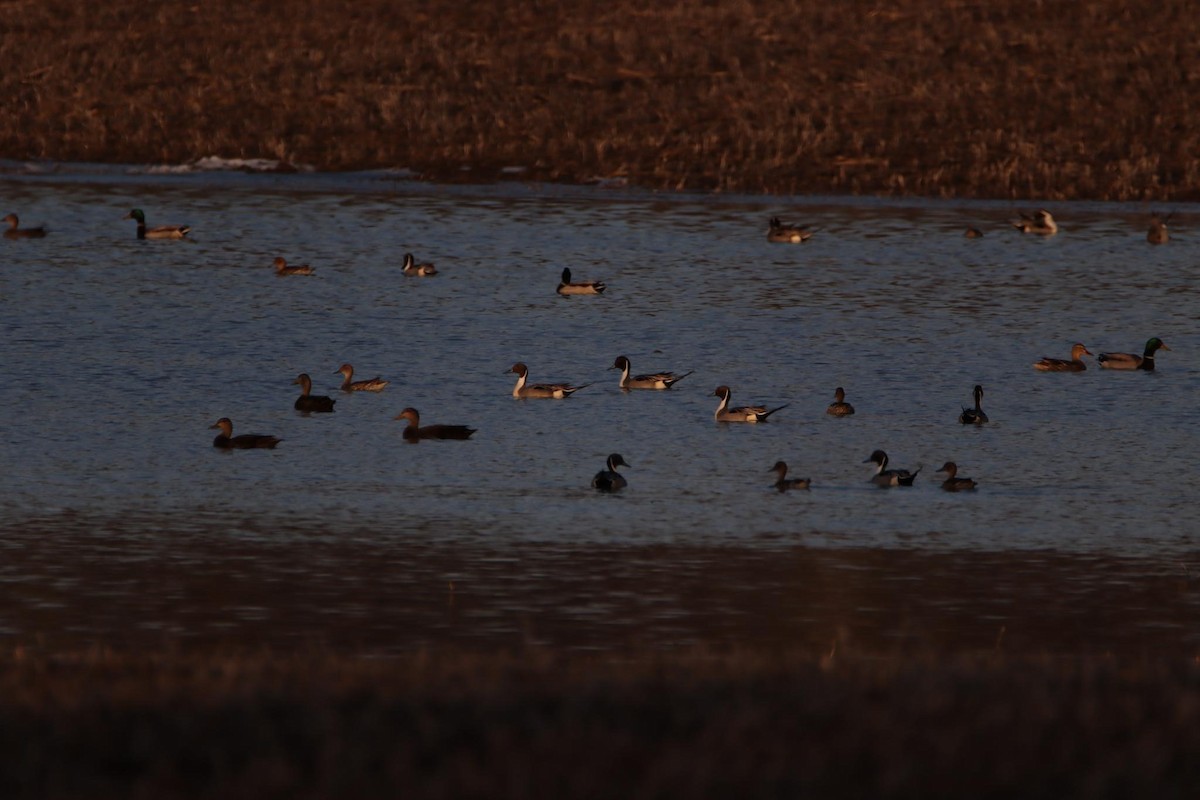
[0,646,1198,798]
[3,0,1199,199]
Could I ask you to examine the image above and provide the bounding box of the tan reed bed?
[2,0,1199,199]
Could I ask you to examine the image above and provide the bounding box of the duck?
[124,208,190,239]
[769,461,810,491]
[1033,343,1092,372]
[964,226,983,239]
[937,461,977,492]
[610,355,693,390]
[402,252,438,276]
[1012,209,1057,235]
[556,268,606,295]
[591,453,630,492]
[958,385,989,425]
[508,362,589,398]
[767,217,813,243]
[826,386,856,416]
[863,450,920,487]
[1147,214,1170,244]
[335,363,389,392]
[292,373,335,412]
[712,385,788,423]
[394,407,475,441]
[273,256,314,276]
[3,213,47,238]
[210,417,280,449]
[1097,337,1170,371]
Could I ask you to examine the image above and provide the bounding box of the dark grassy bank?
[1,647,1197,799]
[3,0,1198,199]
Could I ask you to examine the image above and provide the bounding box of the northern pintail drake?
[591,453,630,492]
[1147,214,1170,244]
[274,256,314,276]
[1097,337,1170,371]
[712,385,788,423]
[1012,209,1057,235]
[124,208,190,239]
[1033,343,1091,372]
[826,387,855,416]
[402,252,438,276]
[964,226,983,239]
[210,418,280,449]
[557,268,606,295]
[508,362,589,398]
[864,450,920,487]
[610,355,693,390]
[767,217,813,243]
[937,461,977,492]
[335,363,389,392]
[394,407,475,441]
[292,373,335,413]
[3,213,46,238]
[958,384,989,425]
[769,461,810,491]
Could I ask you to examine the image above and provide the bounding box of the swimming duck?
[1147,214,1170,244]
[937,461,977,492]
[273,256,314,276]
[292,373,335,412]
[826,386,855,416]
[769,461,810,491]
[402,252,438,276]
[1033,343,1092,372]
[124,208,190,239]
[959,385,988,425]
[508,362,589,398]
[610,355,693,390]
[210,417,280,449]
[557,268,606,295]
[1097,337,1170,371]
[767,217,813,243]
[335,363,389,392]
[964,226,983,239]
[3,213,47,238]
[394,407,475,441]
[1012,209,1057,235]
[863,450,920,487]
[712,385,788,423]
[591,453,629,492]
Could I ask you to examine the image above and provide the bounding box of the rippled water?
[2,165,1198,653]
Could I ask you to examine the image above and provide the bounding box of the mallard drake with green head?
[124,208,190,239]
[959,385,989,425]
[508,362,589,398]
[591,453,629,492]
[769,461,810,491]
[211,417,280,449]
[395,407,475,441]
[3,213,46,238]
[1097,338,1170,371]
[1033,343,1091,372]
[864,450,920,487]
[713,385,788,423]
[610,355,693,390]
[937,461,977,492]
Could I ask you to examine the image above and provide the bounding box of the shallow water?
[2,164,1198,654]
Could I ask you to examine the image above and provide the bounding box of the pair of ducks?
[3,213,46,238]
[1034,338,1170,372]
[509,356,692,397]
[865,451,976,491]
[712,386,854,423]
[276,253,437,277]
[213,407,475,449]
[290,366,389,410]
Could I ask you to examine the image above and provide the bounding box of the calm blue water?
[2,164,1198,652]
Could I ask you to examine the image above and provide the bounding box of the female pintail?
[1033,343,1091,372]
[335,363,389,392]
[1097,337,1170,371]
[769,461,810,491]
[210,417,280,449]
[3,213,47,238]
[767,217,813,243]
[273,256,314,276]
[610,355,693,390]
[712,385,788,423]
[394,407,475,441]
[826,386,855,416]
[124,208,190,239]
[591,453,630,492]
[402,252,438,276]
[937,461,977,492]
[292,373,335,413]
[864,450,920,487]
[509,362,589,398]
[958,384,989,425]
[556,268,606,295]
